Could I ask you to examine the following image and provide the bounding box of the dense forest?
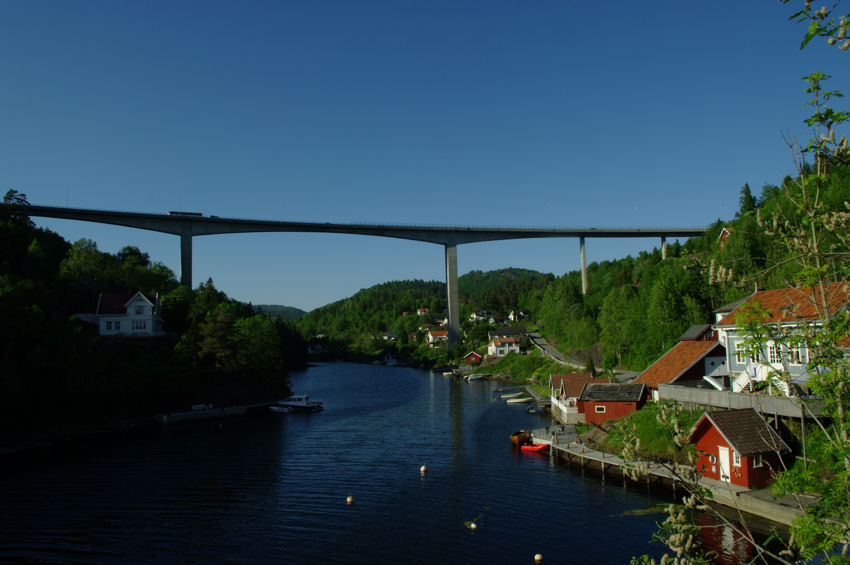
[0,191,308,443]
[294,167,850,373]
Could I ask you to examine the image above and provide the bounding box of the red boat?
[520,443,549,453]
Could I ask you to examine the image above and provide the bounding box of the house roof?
[465,351,482,359]
[488,327,524,338]
[550,373,607,398]
[635,341,725,389]
[688,408,790,456]
[489,337,519,347]
[429,329,448,337]
[715,283,849,327]
[578,383,645,402]
[715,296,747,314]
[679,324,712,341]
[96,291,157,315]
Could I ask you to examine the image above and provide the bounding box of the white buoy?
[534,553,543,562]
[469,522,477,530]
[420,464,427,475]
[346,495,354,505]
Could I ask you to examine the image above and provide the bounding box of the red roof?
[716,283,848,327]
[635,341,724,389]
[429,329,448,337]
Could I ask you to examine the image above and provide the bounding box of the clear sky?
[2,2,845,311]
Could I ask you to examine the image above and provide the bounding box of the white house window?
[135,305,144,315]
[595,406,606,413]
[788,345,807,365]
[735,342,756,364]
[132,320,147,330]
[733,452,741,467]
[106,321,112,331]
[768,343,782,364]
[753,454,763,468]
[114,321,120,331]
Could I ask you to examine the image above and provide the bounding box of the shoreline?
[530,424,811,528]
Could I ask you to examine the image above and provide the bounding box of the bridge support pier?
[579,236,587,295]
[661,236,667,260]
[445,244,459,347]
[180,229,193,288]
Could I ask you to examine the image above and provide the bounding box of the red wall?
[579,401,638,425]
[693,423,783,490]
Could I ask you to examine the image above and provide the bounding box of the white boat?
[269,404,292,413]
[500,392,525,399]
[506,396,533,404]
[273,394,324,413]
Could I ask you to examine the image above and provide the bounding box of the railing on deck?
[658,385,825,418]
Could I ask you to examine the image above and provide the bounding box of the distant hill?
[459,268,551,295]
[253,304,307,320]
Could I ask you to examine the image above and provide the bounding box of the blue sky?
[2,2,845,311]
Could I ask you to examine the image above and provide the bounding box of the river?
[0,362,761,564]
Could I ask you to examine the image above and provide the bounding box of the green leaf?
[800,20,821,49]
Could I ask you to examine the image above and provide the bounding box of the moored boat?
[520,443,549,453]
[273,394,324,413]
[510,430,531,446]
[500,392,525,399]
[505,396,532,404]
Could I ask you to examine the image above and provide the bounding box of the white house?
[713,283,848,396]
[427,329,448,347]
[487,337,519,357]
[96,291,163,337]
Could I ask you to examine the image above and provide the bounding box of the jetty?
[530,425,812,527]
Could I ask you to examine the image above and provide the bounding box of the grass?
[472,351,563,383]
[597,402,702,463]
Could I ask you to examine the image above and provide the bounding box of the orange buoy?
[534,553,543,562]
[346,495,354,505]
[420,465,427,475]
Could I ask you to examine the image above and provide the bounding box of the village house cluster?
[546,283,848,490]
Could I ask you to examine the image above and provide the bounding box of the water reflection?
[0,362,778,564]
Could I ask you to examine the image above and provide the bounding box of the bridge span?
[5,204,707,345]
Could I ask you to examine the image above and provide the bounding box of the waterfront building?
[688,408,790,489]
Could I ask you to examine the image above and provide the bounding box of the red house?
[687,408,790,489]
[464,351,483,365]
[577,383,646,425]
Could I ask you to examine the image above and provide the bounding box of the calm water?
[0,363,755,564]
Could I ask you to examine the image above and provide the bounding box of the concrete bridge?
[5,204,707,345]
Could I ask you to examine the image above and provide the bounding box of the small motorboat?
[506,396,532,404]
[273,394,324,413]
[510,430,531,446]
[500,392,525,399]
[520,443,550,453]
[269,404,292,414]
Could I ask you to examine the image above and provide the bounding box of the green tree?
[233,314,282,375]
[599,285,634,366]
[197,302,239,370]
[737,183,757,217]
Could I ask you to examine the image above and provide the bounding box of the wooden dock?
[530,425,807,526]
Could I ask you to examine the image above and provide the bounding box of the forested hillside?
[0,191,308,443]
[294,165,850,372]
[254,304,306,320]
